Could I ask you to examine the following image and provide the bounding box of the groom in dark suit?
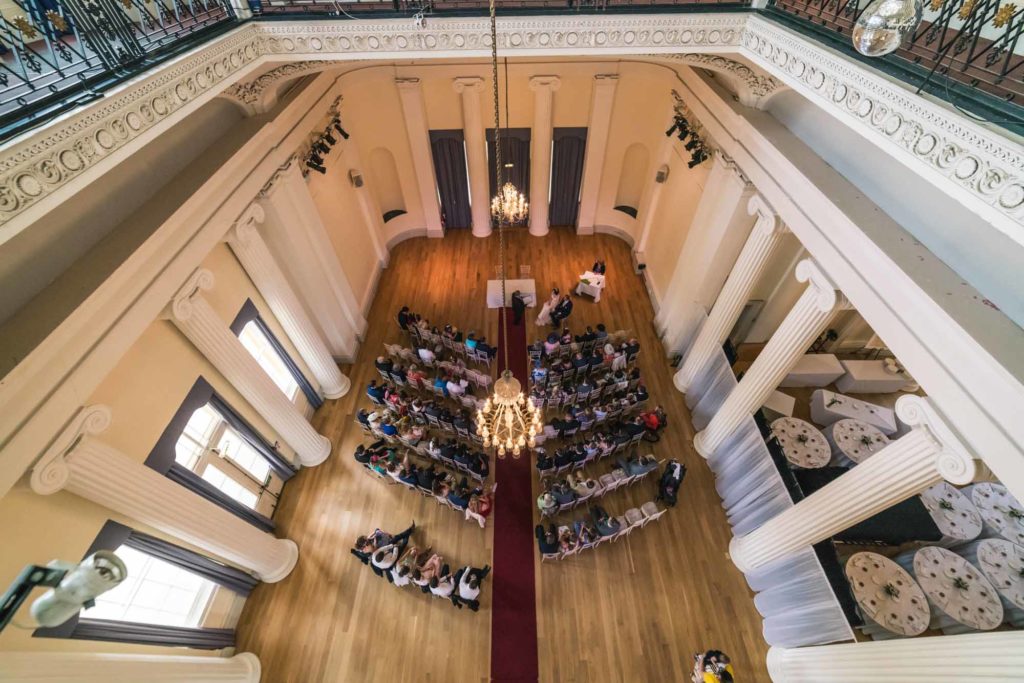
[550,295,573,327]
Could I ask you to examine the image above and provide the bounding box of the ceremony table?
[486,278,536,309]
[779,353,845,388]
[897,546,1004,634]
[967,482,1024,546]
[957,538,1024,628]
[918,482,983,546]
[845,551,930,639]
[770,417,830,469]
[575,271,606,302]
[825,419,892,466]
[834,359,914,394]
[810,389,898,435]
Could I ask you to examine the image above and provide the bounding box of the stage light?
[685,139,698,151]
[307,160,327,174]
[665,122,679,137]
[333,120,350,139]
[324,132,337,145]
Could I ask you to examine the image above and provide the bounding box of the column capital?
[795,258,847,313]
[453,76,485,93]
[529,75,561,92]
[747,194,785,237]
[717,151,753,187]
[394,77,422,89]
[229,203,266,246]
[31,405,112,495]
[896,395,977,484]
[257,157,299,199]
[169,269,215,322]
[594,73,620,84]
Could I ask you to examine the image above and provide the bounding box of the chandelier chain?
[489,0,510,375]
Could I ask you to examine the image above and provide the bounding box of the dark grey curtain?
[231,298,323,409]
[429,130,472,229]
[487,128,531,227]
[550,128,588,227]
[35,520,245,649]
[146,376,285,532]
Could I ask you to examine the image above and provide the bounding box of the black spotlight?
[314,141,331,155]
[333,120,350,139]
[307,159,327,174]
[309,152,324,165]
[324,132,337,145]
[665,121,679,137]
[684,139,698,151]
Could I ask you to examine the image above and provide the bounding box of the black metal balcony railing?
[0,0,236,136]
[767,0,1024,126]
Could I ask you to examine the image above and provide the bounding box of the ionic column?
[453,77,491,238]
[0,651,261,682]
[30,406,298,582]
[674,194,785,393]
[395,77,444,238]
[168,269,331,466]
[577,74,619,234]
[694,260,846,457]
[258,160,366,361]
[655,152,755,353]
[730,395,977,572]
[766,631,1024,682]
[226,205,350,400]
[528,76,560,237]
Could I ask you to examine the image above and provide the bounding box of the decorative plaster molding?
[254,15,745,57]
[169,268,216,322]
[895,394,977,485]
[653,53,784,108]
[795,257,845,313]
[741,16,1024,245]
[219,60,322,115]
[529,75,562,92]
[30,404,112,495]
[748,192,785,236]
[452,76,485,93]
[0,27,262,231]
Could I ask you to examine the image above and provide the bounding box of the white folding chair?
[541,552,561,563]
[624,507,644,529]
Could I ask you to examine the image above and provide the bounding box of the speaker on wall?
[349,169,363,188]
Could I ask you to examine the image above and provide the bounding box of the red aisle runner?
[490,307,539,681]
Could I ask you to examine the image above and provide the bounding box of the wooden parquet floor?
[235,229,771,683]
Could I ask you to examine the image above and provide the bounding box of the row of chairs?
[539,459,663,518]
[383,342,494,389]
[360,455,487,524]
[534,378,644,413]
[541,501,667,562]
[356,418,488,484]
[530,330,632,362]
[530,353,638,387]
[405,325,494,369]
[539,399,648,443]
[538,430,647,475]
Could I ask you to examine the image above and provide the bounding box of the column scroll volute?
[30,405,112,495]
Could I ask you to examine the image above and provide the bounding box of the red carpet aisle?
[490,307,539,681]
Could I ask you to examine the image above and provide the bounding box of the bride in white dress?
[535,288,560,327]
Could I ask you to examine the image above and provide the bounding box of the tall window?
[83,546,216,628]
[238,321,299,401]
[175,404,277,513]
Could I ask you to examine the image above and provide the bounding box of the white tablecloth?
[957,539,1024,627]
[845,551,929,637]
[486,278,536,309]
[825,419,892,465]
[761,390,795,421]
[919,482,983,545]
[810,389,898,435]
[575,271,606,301]
[835,360,914,394]
[771,417,831,469]
[779,353,845,388]
[900,546,1004,632]
[967,482,1024,546]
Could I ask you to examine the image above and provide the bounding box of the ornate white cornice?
[0,27,262,232]
[652,53,784,108]
[219,60,323,115]
[741,15,1024,246]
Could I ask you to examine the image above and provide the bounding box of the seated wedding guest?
[351,527,398,565]
[452,564,491,611]
[591,505,621,537]
[537,491,558,516]
[366,380,386,403]
[470,453,490,479]
[551,482,576,507]
[536,449,554,472]
[557,526,578,552]
[531,359,548,383]
[356,408,372,428]
[416,464,438,490]
[465,483,496,528]
[429,572,456,599]
[379,418,399,438]
[477,337,496,358]
[567,473,598,498]
[391,564,413,588]
[592,258,606,274]
[621,452,659,476]
[432,474,452,499]
[625,338,640,357]
[418,345,438,364]
[594,323,608,340]
[575,326,597,343]
[354,442,384,465]
[559,327,573,345]
[465,332,478,350]
[658,460,686,508]
[543,332,561,356]
[447,481,472,509]
[536,524,559,555]
[398,464,419,487]
[553,448,573,469]
[411,554,446,593]
[446,376,468,397]
[371,533,412,578]
[375,356,394,374]
[407,364,427,385]
[397,306,411,330]
[432,375,449,397]
[693,651,734,683]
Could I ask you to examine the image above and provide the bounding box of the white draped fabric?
[682,314,854,648]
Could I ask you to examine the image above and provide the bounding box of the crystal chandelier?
[474,0,535,459]
[491,181,528,225]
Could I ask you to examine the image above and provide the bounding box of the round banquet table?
[957,538,1024,628]
[825,419,891,466]
[919,482,983,546]
[968,482,1024,546]
[770,417,831,469]
[845,552,929,639]
[897,546,1004,634]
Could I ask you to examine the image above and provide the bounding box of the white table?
[899,546,1004,633]
[486,278,536,309]
[958,539,1024,628]
[779,353,845,388]
[761,390,796,421]
[845,551,930,638]
[575,271,606,302]
[967,483,1024,546]
[825,419,892,465]
[919,482,983,546]
[835,360,914,394]
[771,417,831,469]
[810,389,898,435]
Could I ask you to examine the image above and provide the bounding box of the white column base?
[692,431,712,459]
[322,373,351,400]
[260,539,300,583]
[673,367,693,394]
[296,434,332,467]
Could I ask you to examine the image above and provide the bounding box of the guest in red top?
[464,483,497,528]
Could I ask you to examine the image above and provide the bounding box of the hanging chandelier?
[475,0,537,460]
